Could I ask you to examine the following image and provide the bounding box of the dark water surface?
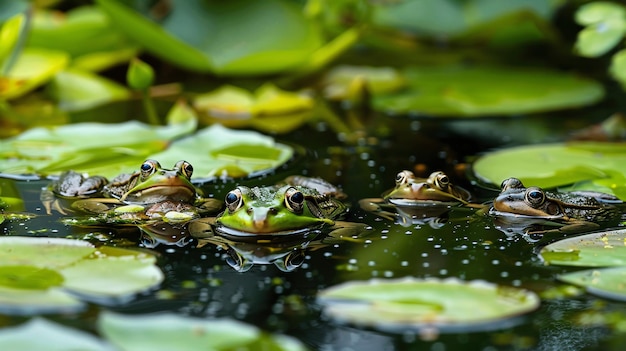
[2,111,625,351]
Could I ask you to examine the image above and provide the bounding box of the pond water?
[1,108,625,351]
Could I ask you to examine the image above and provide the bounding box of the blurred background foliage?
[0,0,624,137]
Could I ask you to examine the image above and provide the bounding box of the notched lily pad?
[0,237,163,314]
[373,66,604,117]
[540,229,626,267]
[317,277,540,332]
[472,142,626,199]
[540,229,626,301]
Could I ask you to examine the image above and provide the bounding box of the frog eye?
[395,170,414,185]
[225,188,244,213]
[525,187,545,207]
[285,187,305,213]
[433,172,450,189]
[175,160,194,179]
[140,160,160,179]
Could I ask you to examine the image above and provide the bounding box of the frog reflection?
[188,217,320,272]
[139,222,195,248]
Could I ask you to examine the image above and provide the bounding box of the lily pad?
[0,237,163,314]
[472,142,626,199]
[540,229,626,267]
[151,124,294,180]
[0,313,306,351]
[558,267,626,302]
[373,66,604,117]
[0,114,195,179]
[99,312,306,351]
[317,277,540,332]
[0,318,114,351]
[574,2,626,57]
[96,0,323,75]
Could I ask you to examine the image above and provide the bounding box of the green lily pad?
[0,113,195,178]
[151,124,294,180]
[0,313,306,351]
[322,65,407,100]
[0,318,114,351]
[317,277,540,332]
[540,229,626,267]
[97,0,323,75]
[574,2,626,57]
[373,66,604,117]
[472,142,626,199]
[99,312,306,351]
[0,48,69,100]
[558,267,626,302]
[0,237,163,314]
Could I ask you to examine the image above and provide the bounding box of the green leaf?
[151,124,294,180]
[318,277,539,332]
[97,0,324,75]
[610,49,626,89]
[575,2,626,26]
[540,229,626,267]
[0,14,24,67]
[0,266,64,290]
[0,48,69,100]
[47,68,131,111]
[0,237,164,314]
[558,267,626,301]
[0,118,195,178]
[27,6,135,60]
[0,318,114,351]
[98,311,307,351]
[373,66,604,117]
[126,58,154,90]
[575,18,626,57]
[472,142,626,198]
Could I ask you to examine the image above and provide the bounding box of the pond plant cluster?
[2,0,626,350]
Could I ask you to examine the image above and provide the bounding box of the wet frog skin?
[215,184,342,235]
[490,177,621,236]
[359,170,473,223]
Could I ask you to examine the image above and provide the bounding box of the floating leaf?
[373,66,604,117]
[472,142,626,199]
[540,229,626,267]
[318,277,539,332]
[151,124,294,180]
[0,115,195,178]
[558,267,626,302]
[0,318,114,351]
[0,48,69,100]
[99,312,307,351]
[323,65,406,100]
[574,2,626,57]
[97,0,323,75]
[0,237,163,314]
[47,68,131,111]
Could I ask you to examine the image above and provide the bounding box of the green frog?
[215,182,346,235]
[43,160,222,222]
[359,170,473,225]
[490,177,621,237]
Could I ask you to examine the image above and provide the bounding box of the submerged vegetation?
[1,0,626,350]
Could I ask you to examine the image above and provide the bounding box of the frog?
[359,170,474,226]
[42,159,222,223]
[186,175,370,239]
[489,177,622,239]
